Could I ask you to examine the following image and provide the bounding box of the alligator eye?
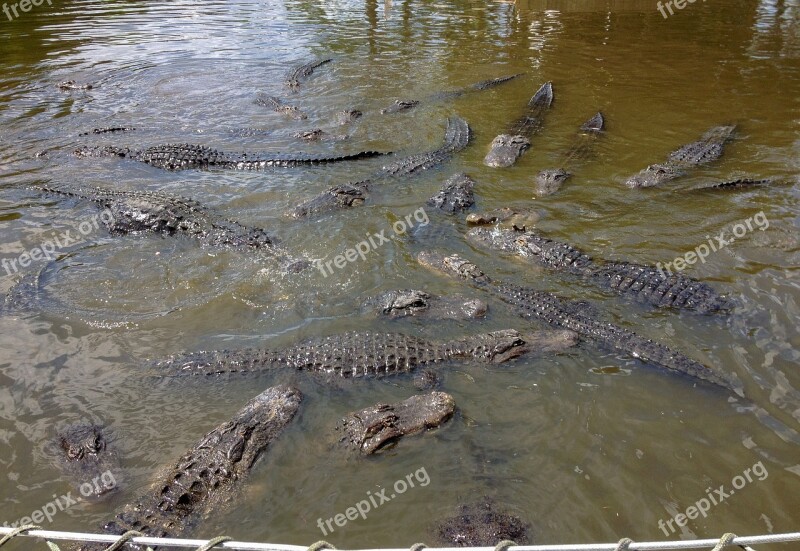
[88,436,104,453]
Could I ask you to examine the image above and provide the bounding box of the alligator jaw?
[535,168,572,196]
[380,99,420,114]
[483,134,531,167]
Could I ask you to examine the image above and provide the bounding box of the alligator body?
[380,74,522,114]
[56,424,120,499]
[428,173,476,214]
[437,498,530,546]
[82,386,301,550]
[292,116,471,217]
[466,207,541,229]
[365,289,488,320]
[484,81,553,168]
[337,392,456,454]
[255,95,308,120]
[466,227,730,314]
[35,183,310,271]
[59,80,93,91]
[74,143,388,171]
[417,251,737,393]
[536,111,604,196]
[625,125,736,188]
[691,178,774,191]
[156,329,578,377]
[285,58,332,90]
[79,127,135,137]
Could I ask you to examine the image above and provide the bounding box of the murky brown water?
[0,0,799,548]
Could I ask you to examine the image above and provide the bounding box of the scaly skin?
[155,329,578,377]
[80,386,301,550]
[79,127,135,136]
[74,143,389,171]
[380,74,522,114]
[285,58,332,90]
[416,251,738,393]
[255,95,308,120]
[437,498,530,546]
[56,424,121,499]
[58,80,93,91]
[337,392,456,454]
[466,227,731,314]
[365,289,488,320]
[691,178,774,191]
[427,173,476,214]
[484,81,553,168]
[625,125,736,188]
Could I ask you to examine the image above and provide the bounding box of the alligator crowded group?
[6,58,779,549]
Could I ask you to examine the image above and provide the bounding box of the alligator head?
[417,251,490,284]
[625,163,683,188]
[483,134,531,168]
[380,99,420,114]
[337,109,363,125]
[57,424,120,498]
[535,168,572,196]
[465,227,521,253]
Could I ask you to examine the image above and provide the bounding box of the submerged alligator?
[365,289,488,320]
[35,183,310,271]
[292,116,471,217]
[74,143,388,171]
[536,111,605,195]
[380,74,522,114]
[625,125,736,188]
[337,392,456,455]
[466,227,731,314]
[255,95,308,120]
[417,251,737,393]
[80,386,301,550]
[79,127,135,137]
[436,497,530,546]
[56,424,120,499]
[428,173,476,214]
[466,206,541,230]
[285,58,332,90]
[155,329,578,377]
[690,177,775,191]
[58,80,93,91]
[484,81,553,168]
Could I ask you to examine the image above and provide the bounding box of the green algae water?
[0,0,799,548]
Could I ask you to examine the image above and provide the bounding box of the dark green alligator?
[255,95,308,119]
[484,81,553,168]
[428,173,476,214]
[35,183,310,271]
[436,497,530,546]
[336,391,456,454]
[285,58,332,90]
[625,125,736,188]
[364,289,488,320]
[380,74,522,114]
[291,116,471,217]
[155,329,578,377]
[466,227,731,314]
[80,385,301,550]
[536,111,605,195]
[417,251,738,393]
[74,143,388,171]
[56,424,120,499]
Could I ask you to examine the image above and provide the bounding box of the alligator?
[34,183,310,271]
[58,80,93,91]
[380,74,522,114]
[413,369,441,390]
[74,143,388,171]
[625,125,736,188]
[466,207,541,230]
[79,127,135,137]
[417,251,738,393]
[293,129,348,142]
[285,58,332,90]
[436,497,530,546]
[428,173,475,214]
[364,289,488,320]
[255,95,308,120]
[535,111,605,196]
[484,81,553,168]
[56,424,120,499]
[336,109,363,125]
[291,116,471,217]
[336,391,456,454]
[155,328,579,378]
[80,385,301,550]
[466,227,731,314]
[690,178,774,191]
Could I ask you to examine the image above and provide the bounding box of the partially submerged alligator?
[292,116,471,217]
[336,392,456,454]
[436,497,530,546]
[536,111,605,196]
[74,143,388,171]
[365,289,488,320]
[255,95,308,120]
[336,109,363,125]
[56,424,120,498]
[58,80,93,91]
[417,251,737,393]
[81,386,301,549]
[156,329,578,377]
[466,227,731,314]
[690,178,774,191]
[79,127,135,137]
[625,125,736,188]
[466,207,541,230]
[427,173,476,214]
[285,58,332,90]
[35,183,310,271]
[380,74,522,114]
[484,81,553,168]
